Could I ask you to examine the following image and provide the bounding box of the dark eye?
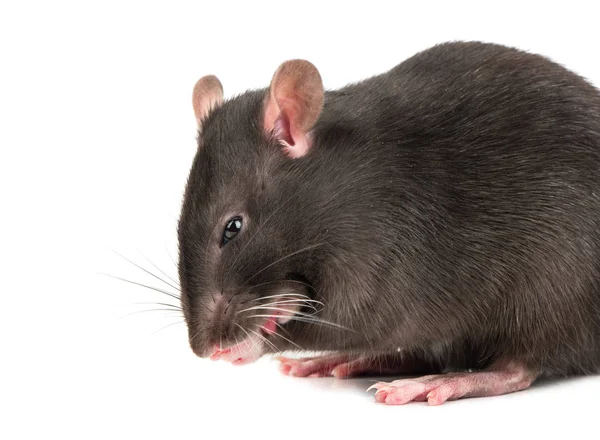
[222,216,243,246]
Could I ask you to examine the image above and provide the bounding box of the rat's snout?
[188,291,247,358]
[187,289,275,364]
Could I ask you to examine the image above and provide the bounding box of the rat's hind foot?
[276,353,422,378]
[368,361,536,405]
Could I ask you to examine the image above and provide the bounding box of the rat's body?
[178,42,600,404]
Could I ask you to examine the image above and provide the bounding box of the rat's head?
[178,60,329,364]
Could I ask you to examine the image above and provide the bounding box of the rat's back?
[312,41,600,376]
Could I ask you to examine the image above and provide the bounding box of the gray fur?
[178,41,600,376]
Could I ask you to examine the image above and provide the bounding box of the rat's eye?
[222,216,243,246]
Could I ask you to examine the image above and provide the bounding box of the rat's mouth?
[209,301,301,365]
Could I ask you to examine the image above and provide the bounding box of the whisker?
[249,293,308,301]
[234,323,263,350]
[119,308,184,319]
[239,243,327,289]
[152,320,185,335]
[246,299,320,313]
[243,299,321,308]
[233,323,240,353]
[274,322,292,336]
[101,272,211,313]
[165,245,178,269]
[247,314,356,333]
[248,327,278,351]
[249,293,321,305]
[114,251,181,292]
[237,305,319,316]
[249,279,315,291]
[142,254,180,287]
[262,298,323,307]
[238,307,324,320]
[248,297,323,308]
[260,298,321,304]
[235,323,278,352]
[100,273,181,301]
[134,302,182,310]
[271,324,304,351]
[280,315,355,332]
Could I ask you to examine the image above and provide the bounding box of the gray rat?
[177,41,600,405]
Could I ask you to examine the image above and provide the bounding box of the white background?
[2,1,599,438]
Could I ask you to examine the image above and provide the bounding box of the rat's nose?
[189,291,245,357]
[213,290,238,318]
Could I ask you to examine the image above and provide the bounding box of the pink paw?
[208,318,280,365]
[276,354,376,378]
[367,364,535,405]
[209,338,262,365]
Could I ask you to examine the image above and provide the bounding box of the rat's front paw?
[276,354,382,378]
[209,337,263,365]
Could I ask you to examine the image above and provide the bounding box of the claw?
[366,381,390,392]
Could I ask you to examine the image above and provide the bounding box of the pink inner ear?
[285,133,311,158]
[273,115,311,158]
[274,114,294,146]
[268,105,311,158]
[264,90,312,158]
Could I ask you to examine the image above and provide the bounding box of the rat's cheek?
[274,302,301,325]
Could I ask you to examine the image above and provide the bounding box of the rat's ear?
[192,75,223,127]
[263,60,324,158]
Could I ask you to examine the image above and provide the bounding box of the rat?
[177,41,600,405]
